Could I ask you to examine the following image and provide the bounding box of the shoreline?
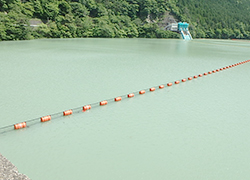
[0,153,30,180]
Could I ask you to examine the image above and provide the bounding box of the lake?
[0,38,250,180]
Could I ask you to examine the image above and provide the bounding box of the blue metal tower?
[178,22,192,40]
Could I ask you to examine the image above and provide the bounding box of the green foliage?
[1,0,249,41]
[21,2,35,17]
[0,9,32,40]
[70,2,89,18]
[0,0,175,41]
[59,1,72,16]
[138,23,179,38]
[167,0,250,39]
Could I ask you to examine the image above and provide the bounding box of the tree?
[59,1,71,16]
[70,2,89,18]
[43,2,59,20]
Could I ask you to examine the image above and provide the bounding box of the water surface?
[0,38,250,180]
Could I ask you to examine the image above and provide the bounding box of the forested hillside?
[0,0,179,41]
[168,0,250,39]
[0,0,250,41]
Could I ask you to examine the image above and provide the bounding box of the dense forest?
[169,0,250,39]
[0,0,250,41]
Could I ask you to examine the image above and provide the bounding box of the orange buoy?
[216,69,220,72]
[100,100,108,106]
[14,122,26,130]
[139,90,145,94]
[204,72,208,75]
[114,97,122,101]
[226,66,229,68]
[175,80,180,84]
[188,77,192,80]
[128,93,134,98]
[198,74,203,77]
[63,109,73,116]
[229,65,232,68]
[223,67,226,69]
[41,115,51,122]
[208,71,212,74]
[194,75,198,78]
[150,87,156,91]
[220,68,223,70]
[182,79,186,82]
[83,105,91,111]
[167,82,173,86]
[159,85,164,89]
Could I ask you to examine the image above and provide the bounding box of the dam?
[166,22,193,40]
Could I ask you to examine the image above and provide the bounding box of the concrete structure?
[165,23,178,32]
[0,153,30,180]
[178,22,193,40]
[165,22,193,40]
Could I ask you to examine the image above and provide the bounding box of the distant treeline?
[169,0,250,39]
[0,0,179,41]
[0,0,250,41]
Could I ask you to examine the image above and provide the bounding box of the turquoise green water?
[0,38,250,179]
